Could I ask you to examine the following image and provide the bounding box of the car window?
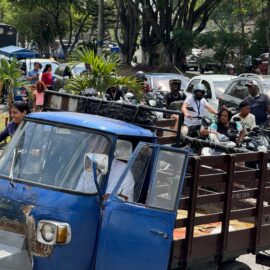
[212,80,231,97]
[73,64,86,76]
[54,64,66,77]
[186,79,200,93]
[202,80,211,98]
[225,81,249,100]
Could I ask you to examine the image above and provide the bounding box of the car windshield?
[73,64,86,76]
[213,80,232,97]
[0,121,111,193]
[152,76,188,92]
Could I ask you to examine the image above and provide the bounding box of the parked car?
[218,77,270,110]
[197,57,221,74]
[54,63,87,90]
[19,58,59,76]
[145,73,190,94]
[184,75,237,114]
[186,55,199,71]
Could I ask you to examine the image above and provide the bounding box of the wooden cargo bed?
[170,152,270,269]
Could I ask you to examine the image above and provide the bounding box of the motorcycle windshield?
[0,121,111,193]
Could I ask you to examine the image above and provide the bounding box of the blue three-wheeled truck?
[0,91,270,270]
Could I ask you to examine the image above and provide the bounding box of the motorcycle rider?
[164,79,186,108]
[181,83,217,136]
[135,71,151,94]
[226,64,237,76]
[209,108,244,142]
[232,101,256,131]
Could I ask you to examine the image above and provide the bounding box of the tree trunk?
[267,0,270,75]
[97,0,104,55]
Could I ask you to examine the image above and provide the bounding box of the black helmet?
[135,71,145,81]
[193,83,206,100]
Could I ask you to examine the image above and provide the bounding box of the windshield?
[213,80,232,97]
[73,64,86,76]
[152,76,188,92]
[0,122,111,193]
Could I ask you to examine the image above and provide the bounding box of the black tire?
[220,261,252,270]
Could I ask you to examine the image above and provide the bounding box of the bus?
[0,23,17,48]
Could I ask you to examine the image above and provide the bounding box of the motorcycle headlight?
[37,220,71,245]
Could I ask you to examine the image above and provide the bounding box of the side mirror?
[233,117,241,122]
[84,153,109,175]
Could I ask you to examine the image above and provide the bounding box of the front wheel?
[220,261,251,270]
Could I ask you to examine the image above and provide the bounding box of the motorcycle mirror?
[233,117,241,122]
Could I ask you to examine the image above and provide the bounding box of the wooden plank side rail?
[183,157,201,270]
[254,152,268,252]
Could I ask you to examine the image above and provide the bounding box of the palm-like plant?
[65,48,141,99]
[0,58,23,118]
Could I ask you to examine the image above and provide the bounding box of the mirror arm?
[92,161,102,199]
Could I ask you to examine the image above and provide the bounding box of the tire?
[220,261,252,270]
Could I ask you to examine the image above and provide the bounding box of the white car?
[19,58,59,76]
[184,74,237,115]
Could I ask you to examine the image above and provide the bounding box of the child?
[33,81,46,112]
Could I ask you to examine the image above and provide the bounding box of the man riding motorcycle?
[181,83,217,136]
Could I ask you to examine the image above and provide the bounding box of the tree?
[114,0,140,64]
[65,48,141,98]
[7,0,97,58]
[140,0,222,67]
[0,58,24,119]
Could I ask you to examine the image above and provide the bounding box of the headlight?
[37,220,71,245]
[41,223,56,242]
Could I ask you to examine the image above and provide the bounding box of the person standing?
[33,81,46,112]
[41,64,53,90]
[244,80,270,125]
[27,62,42,85]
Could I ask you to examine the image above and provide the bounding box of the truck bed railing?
[44,90,183,145]
[172,151,270,269]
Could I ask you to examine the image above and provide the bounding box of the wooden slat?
[234,152,261,162]
[157,136,176,144]
[156,119,176,127]
[254,152,268,251]
[184,157,201,269]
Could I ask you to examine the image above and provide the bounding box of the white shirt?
[183,95,209,127]
[76,159,134,201]
[232,113,256,130]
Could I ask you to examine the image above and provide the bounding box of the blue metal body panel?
[95,143,189,270]
[26,112,155,138]
[0,178,100,270]
[95,198,176,270]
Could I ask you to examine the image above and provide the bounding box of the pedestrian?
[106,86,127,102]
[244,80,270,125]
[0,101,30,143]
[33,81,46,112]
[164,79,186,108]
[41,64,53,90]
[232,101,256,131]
[26,62,42,85]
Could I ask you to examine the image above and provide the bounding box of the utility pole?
[97,0,104,55]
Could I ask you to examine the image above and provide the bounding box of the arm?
[33,93,37,112]
[181,99,192,118]
[0,125,10,143]
[205,103,217,114]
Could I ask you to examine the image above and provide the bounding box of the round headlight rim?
[40,223,56,243]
